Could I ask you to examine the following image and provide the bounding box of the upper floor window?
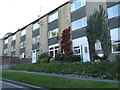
[20,41,26,48]
[21,29,26,36]
[33,22,40,31]
[108,4,120,19]
[5,39,8,44]
[71,0,86,12]
[32,35,40,44]
[48,11,58,23]
[12,34,16,41]
[71,17,87,30]
[48,28,59,38]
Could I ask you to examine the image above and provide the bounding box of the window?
[108,4,120,19]
[12,34,16,41]
[21,29,26,36]
[74,46,81,54]
[4,49,8,54]
[33,22,40,30]
[20,41,26,48]
[95,40,102,50]
[48,28,59,38]
[112,41,120,53]
[48,11,58,23]
[32,36,40,44]
[5,39,8,44]
[12,45,16,51]
[49,44,59,57]
[71,17,87,30]
[71,0,86,12]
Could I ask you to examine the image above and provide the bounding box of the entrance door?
[82,44,90,62]
[32,51,36,63]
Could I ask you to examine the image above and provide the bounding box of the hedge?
[11,61,119,80]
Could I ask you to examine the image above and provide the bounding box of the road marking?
[2,81,24,88]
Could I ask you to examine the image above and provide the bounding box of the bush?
[55,53,65,61]
[63,54,81,62]
[11,61,119,80]
[40,58,49,63]
[37,52,49,63]
[50,58,55,62]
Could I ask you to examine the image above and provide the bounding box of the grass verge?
[11,62,119,80]
[2,71,118,88]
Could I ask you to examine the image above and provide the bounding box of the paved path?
[3,70,119,83]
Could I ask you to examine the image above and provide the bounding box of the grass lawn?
[2,71,118,88]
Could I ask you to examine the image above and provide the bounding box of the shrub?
[63,54,81,62]
[37,52,49,63]
[55,53,65,61]
[40,58,48,63]
[50,58,55,62]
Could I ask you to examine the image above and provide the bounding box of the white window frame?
[48,28,59,39]
[33,22,40,31]
[71,0,86,12]
[5,39,8,44]
[32,35,40,44]
[112,41,120,53]
[21,29,26,36]
[20,41,26,48]
[12,45,16,51]
[71,17,87,30]
[49,44,59,57]
[48,11,58,23]
[108,4,120,19]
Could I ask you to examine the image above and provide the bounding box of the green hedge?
[11,61,119,80]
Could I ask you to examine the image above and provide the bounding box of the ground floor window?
[20,53,26,59]
[112,41,120,53]
[49,44,59,57]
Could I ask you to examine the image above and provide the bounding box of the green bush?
[55,53,65,61]
[40,58,49,63]
[50,58,55,62]
[11,61,119,80]
[37,52,49,63]
[63,54,81,62]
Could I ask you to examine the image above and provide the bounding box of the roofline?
[4,1,70,40]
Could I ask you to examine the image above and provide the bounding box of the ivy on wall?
[87,5,111,61]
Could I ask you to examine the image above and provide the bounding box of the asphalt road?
[1,80,26,89]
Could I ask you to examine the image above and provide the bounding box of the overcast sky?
[0,0,68,38]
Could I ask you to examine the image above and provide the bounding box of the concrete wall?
[40,16,49,53]
[0,39,3,56]
[58,3,71,51]
[86,0,107,18]
[26,25,32,58]
[15,31,21,57]
[7,36,12,56]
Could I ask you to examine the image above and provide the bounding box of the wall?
[40,16,49,53]
[15,31,21,57]
[26,24,32,58]
[0,39,3,56]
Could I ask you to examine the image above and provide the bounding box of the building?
[0,0,120,63]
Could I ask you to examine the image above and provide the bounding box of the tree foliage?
[87,5,111,61]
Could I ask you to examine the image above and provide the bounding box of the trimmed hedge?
[11,61,119,80]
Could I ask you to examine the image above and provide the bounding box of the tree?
[87,5,111,61]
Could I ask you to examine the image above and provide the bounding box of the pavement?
[3,70,120,83]
[1,78,48,90]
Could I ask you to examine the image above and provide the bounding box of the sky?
[0,0,68,38]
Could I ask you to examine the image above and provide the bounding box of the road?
[1,80,26,89]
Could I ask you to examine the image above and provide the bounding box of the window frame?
[71,17,87,31]
[48,28,59,39]
[48,11,58,23]
[71,0,86,12]
[21,29,26,36]
[108,4,120,19]
[33,22,40,31]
